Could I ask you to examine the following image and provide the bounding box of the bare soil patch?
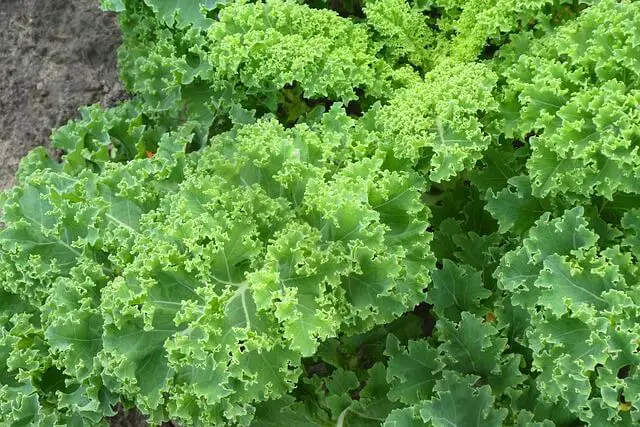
[0,0,126,190]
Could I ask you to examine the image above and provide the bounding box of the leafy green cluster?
[1,0,639,426]
[495,0,640,201]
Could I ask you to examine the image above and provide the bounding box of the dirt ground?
[0,0,126,191]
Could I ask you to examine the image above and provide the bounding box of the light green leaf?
[430,260,490,320]
[144,0,221,29]
[419,371,508,427]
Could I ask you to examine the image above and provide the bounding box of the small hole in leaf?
[618,365,631,379]
[524,131,538,143]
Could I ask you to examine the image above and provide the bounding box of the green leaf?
[486,176,549,235]
[419,371,508,427]
[383,406,424,427]
[437,312,508,379]
[100,0,125,12]
[251,396,332,427]
[621,209,640,259]
[535,254,618,316]
[144,0,221,29]
[524,207,599,263]
[385,335,444,405]
[430,260,490,321]
[469,144,529,195]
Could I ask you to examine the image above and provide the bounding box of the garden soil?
[0,0,127,191]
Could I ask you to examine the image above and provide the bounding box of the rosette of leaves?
[104,0,398,140]
[359,60,499,183]
[0,104,433,425]
[494,206,640,424]
[495,0,640,202]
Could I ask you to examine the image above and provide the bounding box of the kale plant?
[1,0,639,425]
